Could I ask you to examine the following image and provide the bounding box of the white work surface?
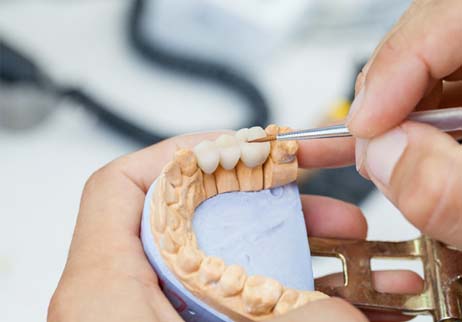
[0,1,427,321]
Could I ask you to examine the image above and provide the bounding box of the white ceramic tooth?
[235,128,249,141]
[236,127,270,168]
[215,134,241,170]
[193,140,220,174]
[247,126,267,141]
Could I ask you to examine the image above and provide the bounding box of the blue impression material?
[193,182,313,291]
[141,180,314,322]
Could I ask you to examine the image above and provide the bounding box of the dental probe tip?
[248,135,276,143]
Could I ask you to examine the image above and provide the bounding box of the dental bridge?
[147,124,462,322]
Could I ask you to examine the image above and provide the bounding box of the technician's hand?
[347,0,462,249]
[48,132,421,322]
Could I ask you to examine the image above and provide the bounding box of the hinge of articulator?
[308,235,462,321]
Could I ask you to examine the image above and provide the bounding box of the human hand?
[346,0,462,248]
[47,134,225,322]
[47,132,423,322]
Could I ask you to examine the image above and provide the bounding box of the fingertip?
[348,51,429,139]
[316,270,424,295]
[372,270,424,294]
[355,138,371,180]
[297,136,355,169]
[342,202,368,240]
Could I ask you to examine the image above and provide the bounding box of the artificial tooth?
[265,124,298,163]
[271,141,298,163]
[247,126,268,140]
[242,276,282,315]
[198,256,225,285]
[163,161,182,186]
[159,233,178,253]
[219,265,247,297]
[235,127,270,168]
[174,149,197,176]
[193,140,220,174]
[215,134,241,170]
[169,228,186,247]
[273,289,299,315]
[295,290,329,308]
[264,124,279,136]
[176,245,204,274]
[235,128,250,142]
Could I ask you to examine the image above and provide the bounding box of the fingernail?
[364,127,408,186]
[346,85,365,125]
[355,138,369,172]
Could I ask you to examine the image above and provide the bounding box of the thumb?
[269,298,367,322]
[356,122,462,248]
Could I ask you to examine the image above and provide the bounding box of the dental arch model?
[149,125,327,321]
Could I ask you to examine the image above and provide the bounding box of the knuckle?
[382,28,409,56]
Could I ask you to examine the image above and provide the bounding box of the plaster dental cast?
[143,125,326,322]
[49,1,462,321]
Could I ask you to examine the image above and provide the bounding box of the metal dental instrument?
[250,107,462,143]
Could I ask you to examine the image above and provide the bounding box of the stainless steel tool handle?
[276,107,462,142]
[408,107,462,132]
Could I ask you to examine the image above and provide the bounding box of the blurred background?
[0,0,429,321]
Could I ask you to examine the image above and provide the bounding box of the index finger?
[297,136,355,168]
[346,0,462,138]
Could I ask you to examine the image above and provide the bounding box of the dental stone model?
[141,125,328,321]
